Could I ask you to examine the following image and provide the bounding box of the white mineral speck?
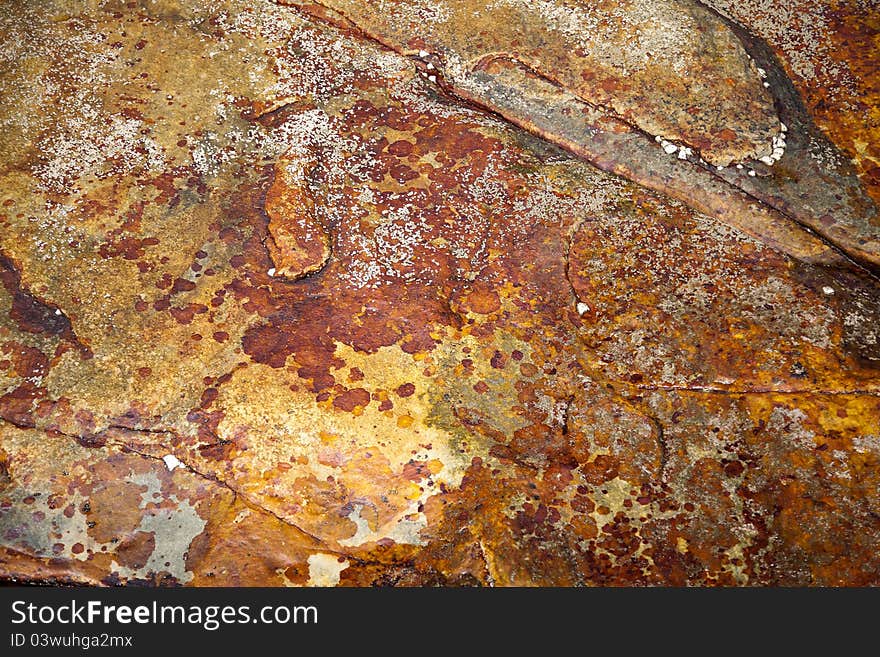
[576,302,590,315]
[267,267,276,276]
[162,454,182,471]
[748,169,756,176]
[822,286,835,295]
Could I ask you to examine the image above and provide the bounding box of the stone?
[0,0,878,586]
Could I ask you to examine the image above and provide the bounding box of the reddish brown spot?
[4,343,49,379]
[396,383,416,398]
[171,278,197,294]
[98,236,159,261]
[390,163,419,184]
[198,439,234,462]
[169,303,208,325]
[465,283,501,314]
[200,388,219,409]
[582,455,620,485]
[333,388,370,412]
[571,495,595,514]
[0,383,44,427]
[0,256,76,340]
[387,139,414,156]
[599,78,621,92]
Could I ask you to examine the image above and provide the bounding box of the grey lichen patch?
[0,421,209,583]
[337,502,427,547]
[306,552,349,586]
[0,487,92,561]
[110,491,206,584]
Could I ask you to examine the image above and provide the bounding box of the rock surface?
[1,0,879,586]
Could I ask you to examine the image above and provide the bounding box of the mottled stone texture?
[0,0,878,586]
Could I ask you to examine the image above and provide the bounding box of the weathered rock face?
[0,0,878,586]
[275,0,880,271]
[284,0,781,165]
